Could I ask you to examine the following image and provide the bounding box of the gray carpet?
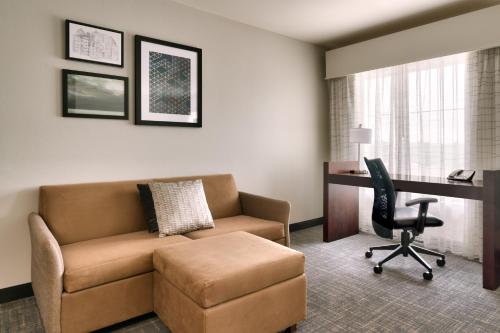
[1,226,499,332]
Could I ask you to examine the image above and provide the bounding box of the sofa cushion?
[61,231,191,293]
[184,215,285,241]
[153,231,305,308]
[40,180,153,245]
[150,180,214,236]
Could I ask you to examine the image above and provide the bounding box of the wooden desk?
[323,161,500,290]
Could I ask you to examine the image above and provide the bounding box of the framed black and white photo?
[135,35,202,127]
[62,69,128,120]
[66,20,124,67]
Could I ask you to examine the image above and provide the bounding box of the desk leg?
[323,162,359,242]
[482,171,500,290]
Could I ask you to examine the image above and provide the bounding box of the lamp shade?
[349,127,372,144]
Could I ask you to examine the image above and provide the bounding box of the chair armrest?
[239,192,291,247]
[404,198,437,234]
[28,213,64,333]
[405,197,438,207]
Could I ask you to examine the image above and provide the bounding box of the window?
[355,53,468,177]
[350,52,480,259]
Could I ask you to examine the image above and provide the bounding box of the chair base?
[365,229,445,280]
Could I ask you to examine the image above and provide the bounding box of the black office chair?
[363,157,446,280]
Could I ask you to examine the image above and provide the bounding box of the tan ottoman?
[153,231,306,333]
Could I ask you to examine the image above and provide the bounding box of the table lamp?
[349,124,372,174]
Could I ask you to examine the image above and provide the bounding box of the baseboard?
[1,218,324,304]
[0,283,33,304]
[94,312,157,332]
[290,217,324,232]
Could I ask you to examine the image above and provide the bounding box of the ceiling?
[172,0,500,49]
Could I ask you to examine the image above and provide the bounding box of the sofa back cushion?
[39,174,241,245]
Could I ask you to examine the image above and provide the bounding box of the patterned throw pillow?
[149,180,214,237]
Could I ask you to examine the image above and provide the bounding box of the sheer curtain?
[329,76,357,161]
[466,47,500,174]
[462,47,500,259]
[329,47,500,261]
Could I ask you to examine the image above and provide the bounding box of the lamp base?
[349,169,368,174]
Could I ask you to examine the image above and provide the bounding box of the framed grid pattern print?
[135,35,202,127]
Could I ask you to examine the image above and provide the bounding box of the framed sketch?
[62,69,128,120]
[66,20,124,67]
[135,35,202,127]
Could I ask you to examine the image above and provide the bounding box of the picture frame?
[62,69,128,120]
[66,20,124,67]
[135,35,202,127]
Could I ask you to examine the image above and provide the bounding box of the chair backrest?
[364,158,396,239]
[39,174,241,245]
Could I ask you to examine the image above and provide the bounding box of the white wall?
[0,0,328,288]
[326,4,500,78]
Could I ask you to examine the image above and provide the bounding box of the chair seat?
[61,231,191,293]
[393,207,444,228]
[184,215,285,241]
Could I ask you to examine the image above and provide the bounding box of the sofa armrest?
[239,192,291,247]
[28,213,64,333]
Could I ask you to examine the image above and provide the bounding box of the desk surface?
[328,172,483,200]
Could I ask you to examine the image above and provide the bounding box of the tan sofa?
[28,174,291,333]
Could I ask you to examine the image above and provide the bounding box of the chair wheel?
[365,251,373,258]
[374,265,383,274]
[423,271,433,280]
[436,258,445,267]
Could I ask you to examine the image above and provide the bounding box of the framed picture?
[62,69,128,120]
[135,35,202,127]
[66,20,124,67]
